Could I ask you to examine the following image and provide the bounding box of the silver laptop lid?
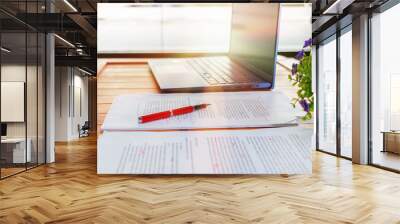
[230,3,280,87]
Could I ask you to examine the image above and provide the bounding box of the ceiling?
[0,0,393,73]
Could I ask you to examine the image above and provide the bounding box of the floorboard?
[1,58,399,223]
[0,135,400,223]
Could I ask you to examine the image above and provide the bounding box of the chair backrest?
[82,121,90,129]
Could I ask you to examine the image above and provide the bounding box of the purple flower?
[291,63,298,76]
[299,99,310,112]
[303,38,312,48]
[295,50,304,60]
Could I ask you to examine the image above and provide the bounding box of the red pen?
[138,104,211,124]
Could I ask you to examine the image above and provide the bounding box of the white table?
[1,138,32,163]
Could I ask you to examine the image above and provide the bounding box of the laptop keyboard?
[185,57,259,85]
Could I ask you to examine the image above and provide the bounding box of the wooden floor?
[1,58,399,223]
[1,167,26,178]
[373,151,400,171]
[1,135,400,223]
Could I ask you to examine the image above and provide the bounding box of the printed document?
[102,91,297,131]
[98,127,312,174]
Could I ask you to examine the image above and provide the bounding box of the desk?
[382,131,400,154]
[97,58,310,175]
[98,59,159,134]
[1,138,31,164]
[97,58,298,134]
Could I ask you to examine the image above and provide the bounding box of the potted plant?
[288,38,313,121]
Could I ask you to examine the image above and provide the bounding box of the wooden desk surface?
[97,58,298,135]
[1,138,25,143]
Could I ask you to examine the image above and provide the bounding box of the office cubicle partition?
[0,1,47,179]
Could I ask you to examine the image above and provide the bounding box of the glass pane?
[162,4,231,53]
[371,4,400,171]
[340,29,352,158]
[317,37,337,154]
[38,32,45,165]
[97,3,162,53]
[97,3,232,53]
[26,0,39,169]
[27,30,38,169]
[1,28,27,177]
[278,4,312,52]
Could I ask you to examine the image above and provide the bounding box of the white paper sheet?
[98,127,312,174]
[102,91,297,131]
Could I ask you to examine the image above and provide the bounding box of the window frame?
[367,0,400,173]
[0,0,47,180]
[315,24,353,160]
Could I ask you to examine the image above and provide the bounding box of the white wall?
[55,67,89,141]
[1,82,25,122]
[55,67,69,141]
[75,74,89,123]
[1,65,38,138]
[1,63,46,164]
[71,74,89,138]
[1,65,26,139]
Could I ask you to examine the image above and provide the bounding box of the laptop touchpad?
[161,64,188,73]
[153,63,207,88]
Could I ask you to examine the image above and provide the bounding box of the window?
[0,1,46,179]
[317,36,337,155]
[339,28,352,158]
[390,75,400,130]
[97,3,232,53]
[370,3,400,171]
[97,3,312,54]
[278,4,312,52]
[316,24,353,159]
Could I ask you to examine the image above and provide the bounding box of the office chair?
[79,121,90,138]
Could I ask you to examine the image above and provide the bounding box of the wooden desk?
[98,60,157,134]
[382,131,400,154]
[97,58,298,135]
[1,137,31,164]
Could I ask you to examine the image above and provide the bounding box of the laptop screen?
[230,3,280,87]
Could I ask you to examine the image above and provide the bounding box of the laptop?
[149,3,280,93]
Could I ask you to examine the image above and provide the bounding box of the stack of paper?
[98,127,312,174]
[99,91,313,175]
[102,91,298,131]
